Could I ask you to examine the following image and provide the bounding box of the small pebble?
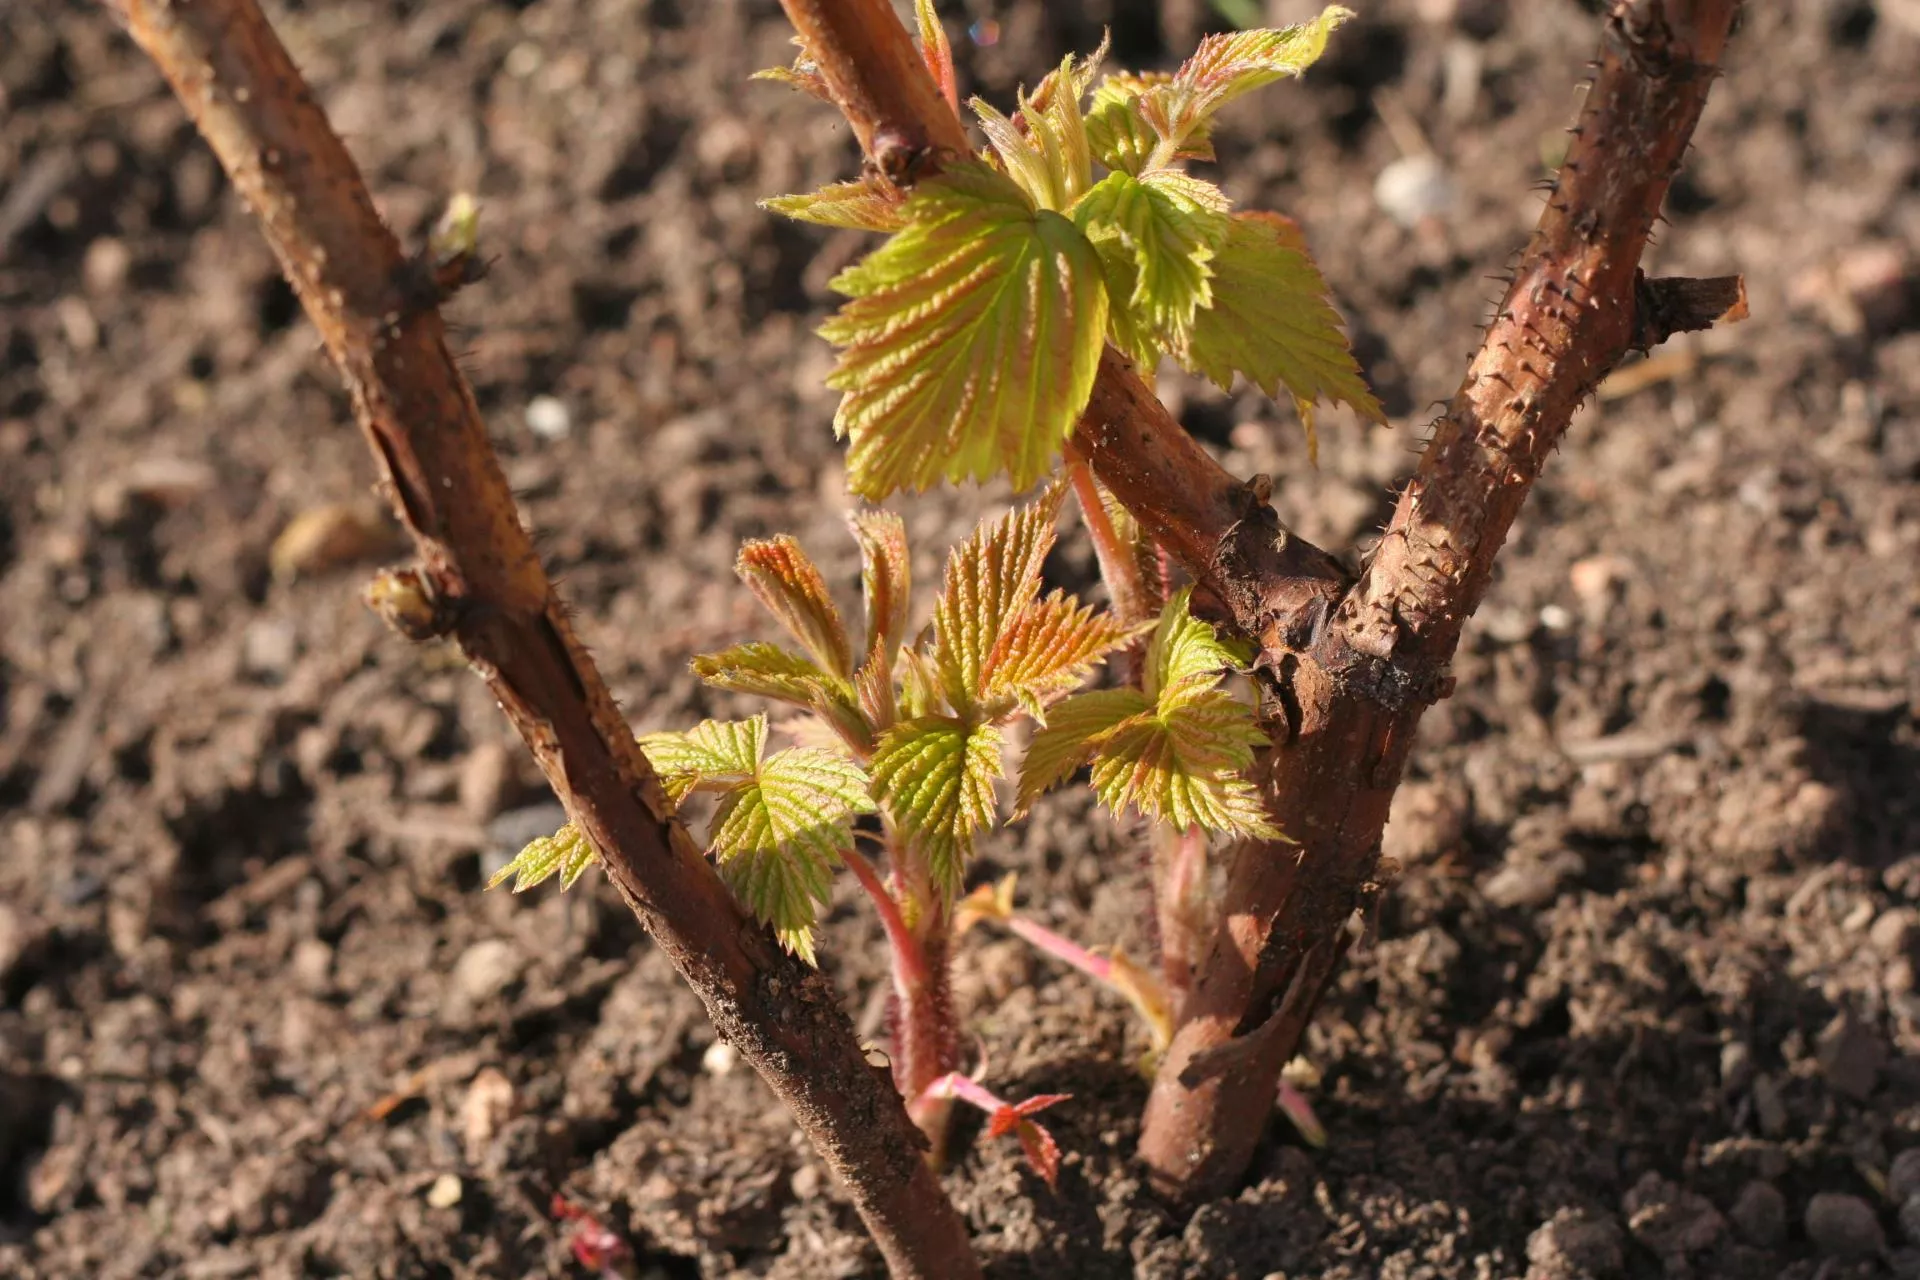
[1752,1074,1789,1137]
[702,1040,739,1077]
[83,237,132,295]
[426,1173,463,1209]
[1806,1192,1885,1259]
[1891,1149,1920,1205]
[1901,1194,1920,1247]
[461,1067,516,1164]
[1873,909,1920,956]
[525,395,572,441]
[1817,1010,1885,1102]
[1374,153,1455,228]
[790,1164,822,1199]
[450,938,524,1008]
[241,618,299,681]
[1525,1206,1624,1276]
[1730,1180,1787,1248]
[1720,1041,1755,1094]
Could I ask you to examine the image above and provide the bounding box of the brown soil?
[3,1,1918,1277]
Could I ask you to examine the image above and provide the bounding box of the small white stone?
[702,1039,739,1076]
[1374,153,1456,228]
[426,1173,463,1209]
[525,395,573,441]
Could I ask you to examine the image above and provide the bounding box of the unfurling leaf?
[762,176,907,232]
[930,493,1063,713]
[870,716,1005,899]
[820,161,1109,497]
[1084,77,1168,175]
[735,536,855,681]
[708,745,874,964]
[1074,170,1231,358]
[1172,212,1383,459]
[752,35,832,102]
[849,510,911,674]
[640,716,767,802]
[986,1094,1072,1191]
[1143,7,1354,156]
[489,821,598,893]
[974,42,1105,211]
[913,0,958,113]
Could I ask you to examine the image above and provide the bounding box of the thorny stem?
[110,1,980,1275]
[779,0,1748,1203]
[1139,0,1748,1197]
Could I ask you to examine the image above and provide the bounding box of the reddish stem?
[848,844,928,987]
[1064,444,1151,628]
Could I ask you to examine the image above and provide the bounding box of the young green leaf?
[930,492,1062,714]
[982,590,1140,720]
[752,35,832,103]
[1172,212,1384,459]
[1084,76,1166,175]
[640,716,767,802]
[1016,591,1279,839]
[820,161,1109,498]
[708,744,875,964]
[1074,169,1231,354]
[973,44,1104,212]
[1142,7,1354,157]
[1014,687,1150,815]
[762,176,907,232]
[690,643,871,756]
[489,820,598,893]
[735,536,855,681]
[869,715,1005,899]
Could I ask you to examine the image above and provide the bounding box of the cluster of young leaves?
[763,2,1384,500]
[494,494,1138,959]
[1015,586,1278,840]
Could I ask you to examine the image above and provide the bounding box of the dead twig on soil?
[106,0,978,1274]
[779,0,1746,1201]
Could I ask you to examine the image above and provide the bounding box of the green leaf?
[870,716,1005,899]
[820,161,1109,498]
[763,176,907,232]
[983,590,1140,719]
[488,820,598,893]
[1084,82,1162,176]
[1144,585,1254,707]
[689,644,871,755]
[640,716,766,802]
[1075,170,1230,354]
[736,536,855,681]
[930,493,1062,714]
[1088,700,1276,838]
[1143,7,1354,155]
[1014,687,1149,815]
[1172,212,1383,458]
[709,745,874,964]
[972,43,1104,212]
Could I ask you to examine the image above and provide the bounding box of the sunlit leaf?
[690,644,870,756]
[869,715,1004,899]
[930,494,1061,713]
[914,0,958,113]
[1172,212,1383,458]
[983,590,1139,719]
[708,745,874,964]
[488,820,598,893]
[821,161,1109,497]
[1074,170,1230,353]
[849,509,911,674]
[1144,7,1354,155]
[974,42,1105,212]
[762,176,907,232]
[640,716,767,802]
[736,536,855,681]
[1013,687,1149,814]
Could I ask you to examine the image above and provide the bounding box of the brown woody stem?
[110,1,978,1274]
[1139,0,1745,1197]
[778,0,1746,1203]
